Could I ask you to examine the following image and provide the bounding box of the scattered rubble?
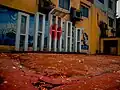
[0,53,120,90]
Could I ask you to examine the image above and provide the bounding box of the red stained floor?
[0,53,120,90]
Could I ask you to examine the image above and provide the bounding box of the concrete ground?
[0,53,120,90]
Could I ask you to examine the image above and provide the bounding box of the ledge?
[50,7,70,17]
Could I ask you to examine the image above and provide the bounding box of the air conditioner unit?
[70,7,82,21]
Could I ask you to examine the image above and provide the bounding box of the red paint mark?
[50,24,62,40]
[57,27,62,40]
[50,24,57,40]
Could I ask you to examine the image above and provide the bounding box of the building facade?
[94,0,117,35]
[0,0,118,55]
[97,0,120,55]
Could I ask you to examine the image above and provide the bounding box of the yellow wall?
[0,45,15,51]
[90,7,108,54]
[0,0,37,13]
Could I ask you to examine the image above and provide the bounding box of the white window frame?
[48,14,57,52]
[15,12,29,51]
[64,21,72,52]
[74,28,84,52]
[48,14,63,52]
[33,12,45,51]
[57,18,63,52]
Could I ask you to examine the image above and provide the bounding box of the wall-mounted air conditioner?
[70,7,82,21]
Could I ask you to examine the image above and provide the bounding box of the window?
[16,12,30,51]
[98,0,104,4]
[59,0,70,10]
[109,17,114,27]
[108,0,113,9]
[80,5,89,18]
[33,12,45,51]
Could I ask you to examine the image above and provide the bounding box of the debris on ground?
[0,53,120,90]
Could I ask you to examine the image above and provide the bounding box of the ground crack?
[32,79,63,90]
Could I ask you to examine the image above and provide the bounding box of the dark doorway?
[103,40,118,55]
